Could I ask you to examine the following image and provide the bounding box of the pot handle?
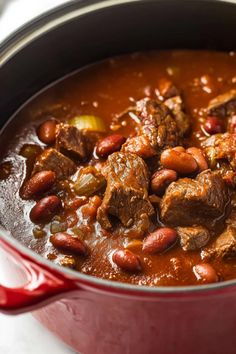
[0,238,78,315]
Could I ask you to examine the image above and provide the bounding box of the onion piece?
[69,115,106,133]
[74,167,106,197]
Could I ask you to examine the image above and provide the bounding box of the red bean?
[112,249,141,272]
[160,149,198,174]
[21,170,56,199]
[50,232,88,256]
[96,134,126,157]
[186,147,208,172]
[142,227,178,254]
[204,116,224,135]
[193,263,219,284]
[37,120,57,144]
[172,146,185,152]
[30,195,61,223]
[151,169,177,196]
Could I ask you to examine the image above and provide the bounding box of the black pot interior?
[1,0,236,125]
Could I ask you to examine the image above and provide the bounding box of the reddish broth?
[1,50,236,286]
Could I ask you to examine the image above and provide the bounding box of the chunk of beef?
[56,123,89,161]
[203,226,236,259]
[157,78,180,99]
[177,225,210,251]
[32,148,76,180]
[136,98,180,150]
[97,152,154,235]
[202,133,236,170]
[164,96,191,137]
[157,79,191,137]
[207,90,236,118]
[122,98,180,159]
[160,170,229,228]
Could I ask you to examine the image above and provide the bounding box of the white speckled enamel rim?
[1,0,236,296]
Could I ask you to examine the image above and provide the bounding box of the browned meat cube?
[202,133,236,170]
[97,152,154,236]
[207,90,236,118]
[136,98,180,151]
[203,226,236,259]
[164,96,191,137]
[177,225,210,251]
[122,98,180,159]
[33,148,76,180]
[56,123,89,160]
[160,170,229,228]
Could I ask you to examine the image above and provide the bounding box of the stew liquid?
[1,50,236,286]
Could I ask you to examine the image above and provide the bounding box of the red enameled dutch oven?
[1,1,236,353]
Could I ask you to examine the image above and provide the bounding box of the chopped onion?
[74,167,106,197]
[69,115,106,132]
[50,220,67,234]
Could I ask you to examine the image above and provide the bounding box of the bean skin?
[172,146,185,153]
[160,149,198,174]
[142,227,178,254]
[96,134,126,157]
[112,249,141,272]
[151,169,177,196]
[50,232,88,256]
[21,170,56,199]
[186,147,208,172]
[30,195,62,223]
[37,120,57,144]
[204,116,224,135]
[193,263,219,284]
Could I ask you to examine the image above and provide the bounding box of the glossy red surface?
[1,233,236,354]
[0,238,78,314]
[34,287,236,354]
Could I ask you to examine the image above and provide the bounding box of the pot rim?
[1,0,236,296]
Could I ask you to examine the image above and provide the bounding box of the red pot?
[1,1,236,353]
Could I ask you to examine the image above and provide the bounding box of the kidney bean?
[204,116,224,135]
[96,134,126,157]
[30,195,62,223]
[193,263,219,283]
[160,149,198,174]
[112,249,141,272]
[37,120,57,144]
[21,170,56,199]
[142,227,178,254]
[151,169,177,196]
[186,147,208,172]
[50,232,88,256]
[172,146,185,152]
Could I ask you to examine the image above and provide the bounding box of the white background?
[0,2,76,353]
